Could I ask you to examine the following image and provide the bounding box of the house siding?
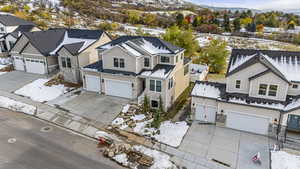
[58,48,79,83]
[249,72,289,101]
[287,82,300,96]
[282,110,300,126]
[10,35,29,54]
[226,62,267,94]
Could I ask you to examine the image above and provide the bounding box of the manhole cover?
[40,126,53,132]
[8,138,16,144]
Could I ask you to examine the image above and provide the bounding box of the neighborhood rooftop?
[0,14,34,26]
[98,36,184,54]
[227,49,300,83]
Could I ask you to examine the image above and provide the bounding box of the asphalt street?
[0,108,122,169]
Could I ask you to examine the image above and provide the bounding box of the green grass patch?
[162,83,195,121]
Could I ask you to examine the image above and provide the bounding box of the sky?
[187,0,300,10]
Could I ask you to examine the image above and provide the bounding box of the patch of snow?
[271,151,300,169]
[112,153,129,166]
[131,114,146,121]
[228,98,285,110]
[154,121,189,147]
[120,43,142,56]
[82,68,99,72]
[229,54,257,72]
[140,39,170,54]
[285,99,300,111]
[0,57,12,65]
[140,68,172,79]
[133,145,177,169]
[192,83,220,99]
[0,96,36,115]
[122,104,130,113]
[133,120,155,136]
[14,79,68,102]
[0,72,7,76]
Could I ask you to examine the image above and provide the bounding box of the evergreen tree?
[233,18,241,32]
[223,13,231,32]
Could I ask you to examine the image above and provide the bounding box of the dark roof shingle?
[0,15,34,26]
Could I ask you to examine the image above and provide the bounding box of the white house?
[191,49,300,136]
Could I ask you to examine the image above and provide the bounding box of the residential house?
[191,49,300,136]
[81,36,191,111]
[189,64,208,82]
[10,28,110,79]
[0,14,39,56]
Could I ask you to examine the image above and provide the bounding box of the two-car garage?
[84,73,133,99]
[13,56,46,74]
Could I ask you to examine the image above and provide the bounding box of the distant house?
[10,28,110,79]
[0,14,40,57]
[191,49,300,136]
[82,36,191,111]
[189,64,208,82]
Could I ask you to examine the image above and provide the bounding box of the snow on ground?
[0,72,7,76]
[122,104,130,113]
[0,57,12,65]
[133,145,177,169]
[154,121,189,147]
[112,153,129,166]
[192,83,220,99]
[131,114,146,121]
[0,96,36,115]
[14,79,69,102]
[271,150,300,169]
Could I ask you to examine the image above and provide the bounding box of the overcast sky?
[187,0,300,10]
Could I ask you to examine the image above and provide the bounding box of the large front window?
[161,56,170,63]
[150,79,162,92]
[144,58,150,67]
[114,58,125,68]
[258,84,268,95]
[268,85,278,97]
[61,57,71,68]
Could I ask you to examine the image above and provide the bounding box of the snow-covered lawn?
[14,79,70,102]
[271,150,300,169]
[0,96,36,115]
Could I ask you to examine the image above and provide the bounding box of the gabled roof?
[227,49,300,83]
[0,14,34,26]
[7,25,36,38]
[98,36,184,55]
[139,64,175,79]
[62,42,85,56]
[50,28,104,40]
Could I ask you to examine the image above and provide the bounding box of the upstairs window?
[161,56,170,63]
[235,80,241,89]
[113,58,119,67]
[120,58,125,68]
[268,85,278,97]
[144,58,150,67]
[168,77,174,89]
[258,84,268,95]
[292,84,298,89]
[150,79,162,92]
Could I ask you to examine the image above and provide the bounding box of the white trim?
[104,78,132,84]
[225,110,271,121]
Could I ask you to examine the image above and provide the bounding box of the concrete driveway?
[54,91,130,127]
[179,123,270,169]
[0,71,43,92]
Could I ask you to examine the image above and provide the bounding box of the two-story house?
[10,28,110,81]
[191,49,300,135]
[0,14,39,57]
[81,36,191,111]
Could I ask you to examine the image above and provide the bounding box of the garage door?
[85,75,101,92]
[14,56,25,71]
[226,112,270,135]
[105,79,132,99]
[195,105,217,123]
[25,58,46,74]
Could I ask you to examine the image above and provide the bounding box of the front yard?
[271,150,300,169]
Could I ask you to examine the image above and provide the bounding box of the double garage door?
[14,56,46,74]
[85,76,133,99]
[226,111,270,135]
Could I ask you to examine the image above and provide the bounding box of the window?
[268,85,278,97]
[184,65,189,75]
[292,84,298,89]
[0,27,4,32]
[150,79,162,92]
[120,58,125,68]
[181,53,183,60]
[150,80,155,91]
[176,55,178,62]
[144,58,150,67]
[66,58,71,68]
[156,80,162,92]
[161,56,170,63]
[168,77,174,89]
[235,80,241,89]
[113,58,119,67]
[61,57,66,68]
[8,41,14,49]
[258,84,268,95]
[151,100,159,108]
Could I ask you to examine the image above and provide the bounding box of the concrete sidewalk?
[0,90,103,139]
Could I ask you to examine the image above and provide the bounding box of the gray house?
[0,14,39,57]
[81,36,191,111]
[10,28,110,79]
[191,49,300,135]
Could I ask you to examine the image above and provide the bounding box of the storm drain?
[7,138,16,144]
[212,159,231,167]
[40,126,53,132]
